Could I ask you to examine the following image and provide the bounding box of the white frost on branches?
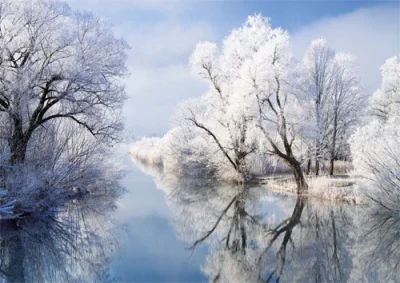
[350,56,400,212]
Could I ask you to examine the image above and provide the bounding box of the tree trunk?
[329,115,338,176]
[9,135,29,165]
[6,221,25,283]
[290,160,308,194]
[329,157,335,176]
[9,117,33,165]
[306,159,311,175]
[236,157,248,183]
[315,158,320,176]
[315,92,321,176]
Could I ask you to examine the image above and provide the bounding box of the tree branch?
[187,116,238,171]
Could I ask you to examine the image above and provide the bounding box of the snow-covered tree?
[0,0,128,216]
[0,0,128,164]
[328,53,362,175]
[184,15,309,189]
[300,39,362,176]
[350,56,400,212]
[185,37,261,182]
[369,56,400,120]
[300,38,335,175]
[237,16,309,192]
[3,120,125,217]
[131,15,362,188]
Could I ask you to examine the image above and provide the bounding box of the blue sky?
[67,1,395,31]
[65,0,399,137]
[170,1,395,33]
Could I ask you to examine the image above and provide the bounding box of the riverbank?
[130,150,363,204]
[258,174,363,204]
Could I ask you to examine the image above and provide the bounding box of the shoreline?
[256,174,363,204]
[130,153,363,205]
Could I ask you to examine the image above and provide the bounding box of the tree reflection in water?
[131,158,400,282]
[356,207,400,282]
[258,195,306,282]
[165,179,354,282]
[0,188,122,283]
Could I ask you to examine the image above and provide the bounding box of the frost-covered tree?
[186,38,260,182]
[132,15,363,188]
[0,0,128,164]
[328,53,361,175]
[350,56,400,212]
[3,120,125,217]
[369,56,400,120]
[186,15,308,189]
[300,39,361,176]
[230,15,308,191]
[300,38,335,175]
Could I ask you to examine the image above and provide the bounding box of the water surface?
[0,155,399,282]
[113,157,399,282]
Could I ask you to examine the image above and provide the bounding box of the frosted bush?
[130,137,164,166]
[350,56,400,212]
[3,123,125,218]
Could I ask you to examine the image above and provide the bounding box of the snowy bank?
[260,175,364,204]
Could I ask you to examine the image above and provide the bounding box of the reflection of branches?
[330,210,342,280]
[188,186,264,252]
[363,209,400,281]
[259,195,307,282]
[224,190,264,253]
[0,191,120,283]
[188,194,238,251]
[299,202,351,282]
[184,186,266,283]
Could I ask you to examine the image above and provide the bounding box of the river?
[0,154,398,282]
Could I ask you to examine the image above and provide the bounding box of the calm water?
[0,154,399,282]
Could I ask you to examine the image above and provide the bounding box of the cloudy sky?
[65,0,399,137]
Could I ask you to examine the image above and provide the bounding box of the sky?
[65,0,400,137]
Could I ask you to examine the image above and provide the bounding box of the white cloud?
[291,4,399,95]
[65,0,189,14]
